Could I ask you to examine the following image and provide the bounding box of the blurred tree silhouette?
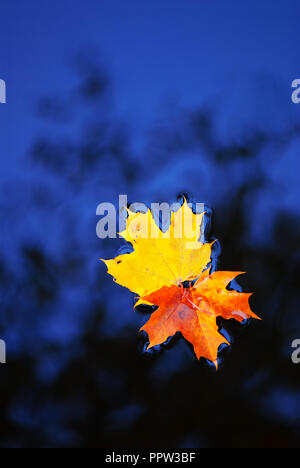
[0,55,300,448]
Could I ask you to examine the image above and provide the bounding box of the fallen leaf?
[102,200,260,367]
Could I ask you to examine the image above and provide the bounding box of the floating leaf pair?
[102,201,260,368]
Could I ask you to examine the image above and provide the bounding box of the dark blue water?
[1,0,300,448]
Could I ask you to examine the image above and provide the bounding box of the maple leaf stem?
[183,292,214,318]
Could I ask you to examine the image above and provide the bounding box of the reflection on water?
[0,58,300,448]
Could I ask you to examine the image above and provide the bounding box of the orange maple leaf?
[102,201,260,368]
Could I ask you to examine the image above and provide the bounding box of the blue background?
[0,0,300,447]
